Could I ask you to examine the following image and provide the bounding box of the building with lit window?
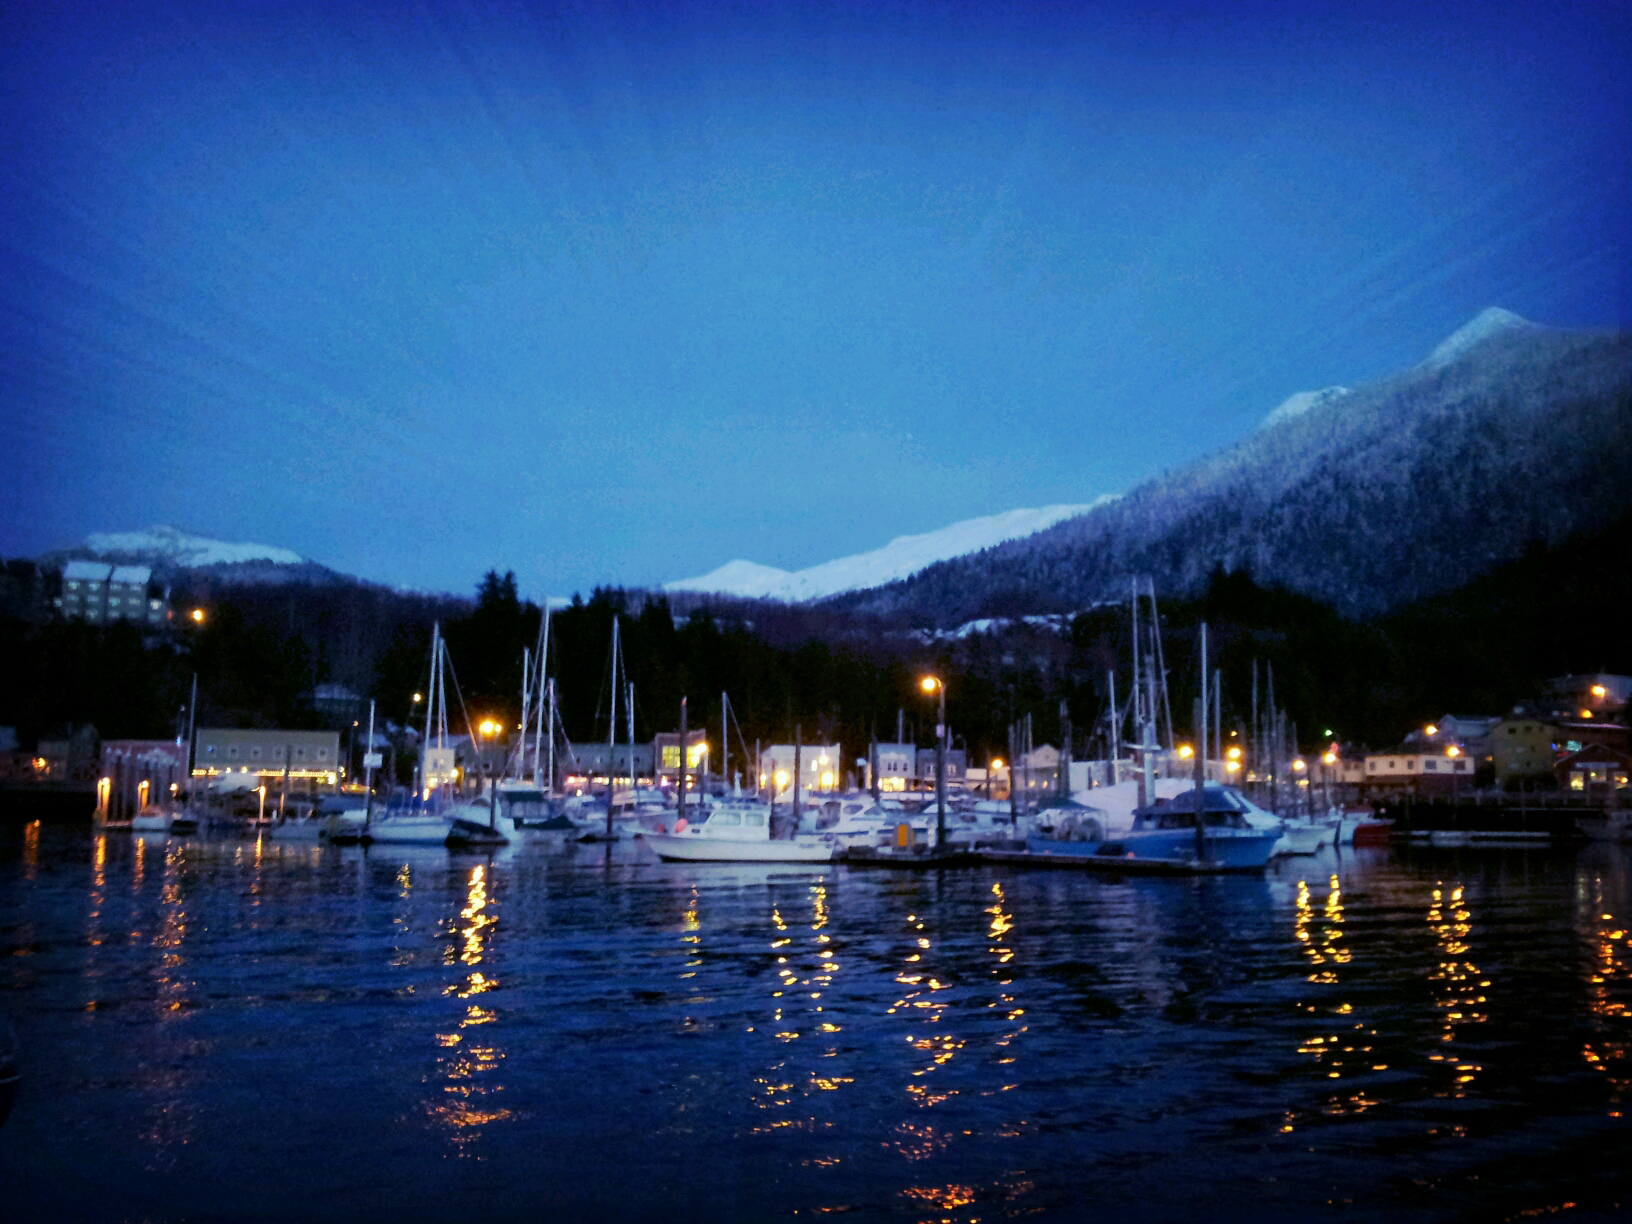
[1364,749,1474,795]
[57,561,166,626]
[653,730,708,786]
[758,743,842,796]
[193,728,341,787]
[871,742,914,791]
[915,747,968,786]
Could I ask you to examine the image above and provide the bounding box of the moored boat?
[644,799,835,863]
[1025,784,1281,871]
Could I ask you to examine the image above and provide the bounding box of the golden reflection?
[88,834,106,949]
[460,865,491,966]
[1286,874,1380,1129]
[1582,876,1629,1116]
[432,864,510,1149]
[748,885,851,1148]
[22,819,39,876]
[1426,881,1485,1099]
[133,833,146,888]
[901,1183,976,1209]
[680,886,702,979]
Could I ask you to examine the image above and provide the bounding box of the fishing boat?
[644,798,836,863]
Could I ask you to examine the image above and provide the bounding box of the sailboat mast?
[545,678,557,794]
[607,616,620,831]
[1149,578,1174,751]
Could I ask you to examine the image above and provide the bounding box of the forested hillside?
[834,322,1631,625]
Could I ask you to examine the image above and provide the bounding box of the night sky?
[3,1,1627,596]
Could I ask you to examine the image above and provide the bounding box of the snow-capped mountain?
[1421,306,1537,369]
[667,502,1113,602]
[44,525,357,588]
[1260,386,1350,430]
[830,308,1630,623]
[77,526,305,568]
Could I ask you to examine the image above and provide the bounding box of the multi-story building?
[193,728,341,786]
[915,747,967,785]
[758,743,843,796]
[1363,749,1475,795]
[1490,715,1558,781]
[57,561,167,626]
[653,730,709,786]
[871,742,915,792]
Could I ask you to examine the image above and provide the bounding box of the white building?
[871,742,915,792]
[759,743,843,796]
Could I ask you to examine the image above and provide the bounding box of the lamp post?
[921,676,946,848]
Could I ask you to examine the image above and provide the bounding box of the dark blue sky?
[3,1,1627,596]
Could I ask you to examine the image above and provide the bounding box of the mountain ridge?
[826,309,1631,624]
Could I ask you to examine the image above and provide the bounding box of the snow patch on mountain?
[1423,307,1535,369]
[1260,386,1350,430]
[78,526,306,568]
[668,501,1113,602]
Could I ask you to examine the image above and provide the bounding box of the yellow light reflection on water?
[1426,880,1485,1099]
[1582,875,1630,1116]
[1287,874,1382,1130]
[430,862,511,1149]
[22,819,39,877]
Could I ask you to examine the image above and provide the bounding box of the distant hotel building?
[57,561,167,626]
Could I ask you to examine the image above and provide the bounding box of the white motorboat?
[645,798,835,863]
[130,806,198,835]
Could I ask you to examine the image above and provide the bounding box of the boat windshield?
[503,790,548,820]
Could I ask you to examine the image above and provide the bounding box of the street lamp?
[921,675,946,848]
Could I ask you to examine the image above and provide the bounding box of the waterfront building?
[653,730,708,786]
[1362,748,1474,795]
[566,741,655,780]
[99,740,189,819]
[1553,743,1631,797]
[34,724,100,785]
[193,728,341,787]
[759,743,842,795]
[872,742,914,792]
[915,746,967,785]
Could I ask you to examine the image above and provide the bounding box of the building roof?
[63,560,113,581]
[109,565,152,584]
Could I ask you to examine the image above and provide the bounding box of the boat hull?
[645,833,833,863]
[1026,828,1280,870]
[366,816,453,846]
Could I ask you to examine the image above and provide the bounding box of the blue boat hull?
[1026,828,1279,870]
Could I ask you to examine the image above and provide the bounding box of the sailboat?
[369,623,465,847]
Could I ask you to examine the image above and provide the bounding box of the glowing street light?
[1591,684,1608,698]
[1425,724,1438,737]
[1177,743,1195,759]
[1446,745,1461,758]
[478,719,501,737]
[190,607,206,624]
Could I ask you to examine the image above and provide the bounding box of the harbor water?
[2,817,1628,1222]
